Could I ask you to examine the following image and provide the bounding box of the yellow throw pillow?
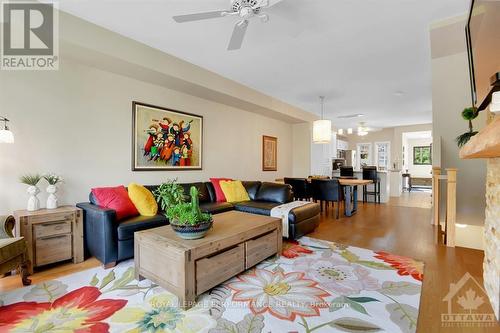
[219,180,250,203]
[128,183,158,216]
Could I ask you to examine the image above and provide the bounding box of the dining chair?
[284,177,311,201]
[340,166,356,179]
[310,179,342,219]
[362,166,381,204]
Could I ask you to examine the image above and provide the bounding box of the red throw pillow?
[210,178,233,202]
[91,186,139,221]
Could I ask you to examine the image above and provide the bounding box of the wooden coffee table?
[134,211,282,309]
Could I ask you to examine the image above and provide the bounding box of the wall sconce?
[347,128,353,135]
[0,117,14,143]
[338,128,344,135]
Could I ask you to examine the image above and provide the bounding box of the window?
[375,142,390,171]
[413,146,432,165]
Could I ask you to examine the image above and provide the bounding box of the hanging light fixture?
[491,91,500,113]
[357,122,369,136]
[313,96,332,144]
[0,117,14,143]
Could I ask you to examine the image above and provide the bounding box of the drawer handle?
[41,221,67,227]
[39,234,68,241]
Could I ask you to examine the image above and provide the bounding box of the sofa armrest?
[76,202,118,266]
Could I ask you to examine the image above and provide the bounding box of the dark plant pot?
[170,218,213,240]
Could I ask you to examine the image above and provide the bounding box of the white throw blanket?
[270,201,312,238]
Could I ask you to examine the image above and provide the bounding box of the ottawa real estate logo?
[1,1,58,70]
[441,272,497,328]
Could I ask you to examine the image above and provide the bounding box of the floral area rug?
[0,237,424,333]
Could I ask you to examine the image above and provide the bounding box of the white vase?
[46,184,58,209]
[27,186,40,211]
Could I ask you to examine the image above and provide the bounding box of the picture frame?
[132,101,203,171]
[262,135,278,171]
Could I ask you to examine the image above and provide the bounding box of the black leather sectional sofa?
[77,181,320,267]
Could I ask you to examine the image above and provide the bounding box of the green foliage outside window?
[413,146,432,165]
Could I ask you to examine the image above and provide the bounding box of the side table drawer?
[245,230,278,269]
[196,244,245,295]
[34,221,71,238]
[35,234,72,266]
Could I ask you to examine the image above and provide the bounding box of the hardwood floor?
[309,203,499,333]
[1,202,498,332]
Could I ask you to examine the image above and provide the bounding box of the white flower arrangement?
[43,173,64,185]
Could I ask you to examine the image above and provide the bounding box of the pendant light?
[313,96,332,144]
[0,117,14,143]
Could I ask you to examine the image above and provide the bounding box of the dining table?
[276,178,374,217]
[337,178,373,217]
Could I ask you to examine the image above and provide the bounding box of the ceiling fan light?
[313,120,332,144]
[358,130,368,137]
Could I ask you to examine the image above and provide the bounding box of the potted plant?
[166,187,213,240]
[456,107,479,147]
[153,178,185,212]
[43,173,63,209]
[20,174,42,211]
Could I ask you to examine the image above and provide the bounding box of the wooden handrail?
[432,167,441,226]
[432,167,457,247]
[445,169,457,247]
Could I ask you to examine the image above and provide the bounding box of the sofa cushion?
[180,182,211,203]
[220,180,250,203]
[242,181,261,201]
[254,182,293,204]
[210,178,233,202]
[91,186,139,221]
[200,202,234,214]
[233,201,280,216]
[117,214,168,241]
[128,183,158,216]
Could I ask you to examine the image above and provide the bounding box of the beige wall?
[292,123,312,177]
[431,48,487,227]
[0,59,295,214]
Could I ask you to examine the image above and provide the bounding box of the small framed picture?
[262,135,277,171]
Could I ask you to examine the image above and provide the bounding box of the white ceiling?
[57,0,470,128]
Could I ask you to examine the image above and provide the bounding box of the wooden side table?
[14,206,84,274]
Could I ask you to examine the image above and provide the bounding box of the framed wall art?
[132,101,203,171]
[262,135,277,171]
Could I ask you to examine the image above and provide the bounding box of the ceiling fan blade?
[173,10,226,23]
[227,20,249,51]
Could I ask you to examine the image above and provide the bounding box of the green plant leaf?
[346,296,380,303]
[379,281,421,296]
[386,303,418,333]
[89,274,99,286]
[356,260,394,270]
[329,317,382,332]
[99,270,115,289]
[341,250,359,263]
[111,267,135,289]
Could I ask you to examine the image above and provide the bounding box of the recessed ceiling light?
[395,91,404,96]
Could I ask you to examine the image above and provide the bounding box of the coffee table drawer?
[245,230,278,269]
[196,244,245,294]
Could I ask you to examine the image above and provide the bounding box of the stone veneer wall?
[484,157,500,320]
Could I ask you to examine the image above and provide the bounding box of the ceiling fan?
[173,0,287,50]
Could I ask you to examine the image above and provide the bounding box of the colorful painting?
[262,135,277,171]
[132,102,203,171]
